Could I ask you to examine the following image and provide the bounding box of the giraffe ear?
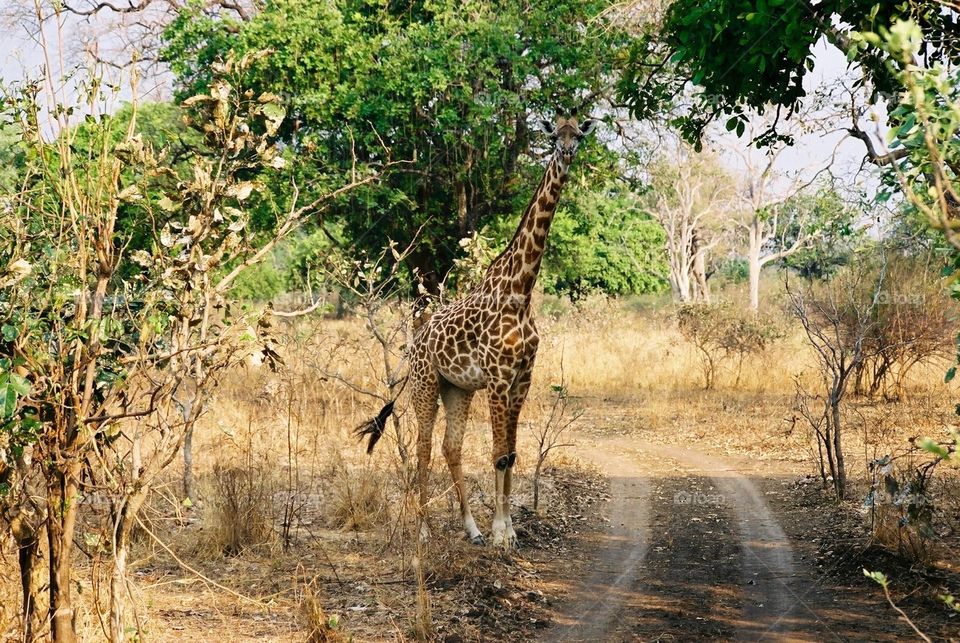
[537,119,556,137]
[579,119,599,137]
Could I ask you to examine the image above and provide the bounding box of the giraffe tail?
[355,399,396,454]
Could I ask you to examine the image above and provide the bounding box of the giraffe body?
[360,116,596,547]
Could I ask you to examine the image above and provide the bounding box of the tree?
[0,49,375,642]
[645,140,732,303]
[619,0,959,152]
[732,132,836,310]
[537,182,669,298]
[781,188,864,280]
[789,256,888,499]
[160,0,630,288]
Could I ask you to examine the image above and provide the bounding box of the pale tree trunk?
[110,492,147,642]
[110,545,128,642]
[667,230,694,302]
[747,216,763,311]
[670,264,692,302]
[748,258,761,311]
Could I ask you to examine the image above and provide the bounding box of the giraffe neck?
[479,153,569,302]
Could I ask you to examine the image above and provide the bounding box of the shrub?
[201,464,277,556]
[676,303,785,389]
[854,254,955,400]
[329,468,391,532]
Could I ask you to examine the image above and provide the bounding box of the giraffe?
[358,115,597,547]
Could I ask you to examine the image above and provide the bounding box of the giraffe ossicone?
[357,115,598,548]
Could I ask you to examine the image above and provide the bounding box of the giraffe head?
[538,116,598,168]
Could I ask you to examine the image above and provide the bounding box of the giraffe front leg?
[488,386,513,548]
[502,456,518,548]
[501,359,534,549]
[492,456,509,547]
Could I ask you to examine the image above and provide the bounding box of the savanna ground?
[2,291,959,641]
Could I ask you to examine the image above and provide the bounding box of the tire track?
[640,443,807,641]
[545,435,816,642]
[546,448,651,642]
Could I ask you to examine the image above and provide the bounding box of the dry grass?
[299,582,348,643]
[329,467,392,532]
[199,462,279,557]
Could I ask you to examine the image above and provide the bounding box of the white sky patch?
[714,37,889,202]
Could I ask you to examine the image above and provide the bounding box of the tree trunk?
[109,492,146,642]
[47,468,81,643]
[12,517,43,642]
[692,251,710,303]
[182,423,195,503]
[831,400,846,499]
[748,255,761,311]
[110,543,128,642]
[747,218,762,311]
[671,265,692,302]
[690,227,711,304]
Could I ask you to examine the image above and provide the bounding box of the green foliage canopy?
[780,187,865,280]
[162,0,630,287]
[620,0,960,148]
[537,183,668,297]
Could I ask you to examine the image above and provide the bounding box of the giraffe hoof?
[503,526,518,550]
[470,534,486,546]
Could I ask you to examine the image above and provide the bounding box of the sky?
[0,2,887,194]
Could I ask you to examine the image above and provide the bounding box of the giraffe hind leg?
[440,382,483,544]
[412,368,439,542]
[501,363,534,549]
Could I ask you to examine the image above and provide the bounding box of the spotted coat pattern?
[409,116,596,547]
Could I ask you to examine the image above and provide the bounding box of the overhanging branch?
[847,125,910,167]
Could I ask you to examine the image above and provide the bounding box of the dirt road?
[543,432,915,642]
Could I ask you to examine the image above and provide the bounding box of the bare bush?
[676,302,785,389]
[530,371,583,512]
[200,463,277,556]
[866,453,938,563]
[854,254,955,400]
[789,259,886,499]
[329,468,391,532]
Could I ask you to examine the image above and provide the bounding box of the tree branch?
[847,124,910,167]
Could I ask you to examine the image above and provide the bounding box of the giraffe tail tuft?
[355,399,396,454]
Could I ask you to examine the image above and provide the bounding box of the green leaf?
[863,569,888,587]
[946,366,956,383]
[0,375,18,419]
[1,324,17,342]
[917,438,950,458]
[8,374,29,396]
